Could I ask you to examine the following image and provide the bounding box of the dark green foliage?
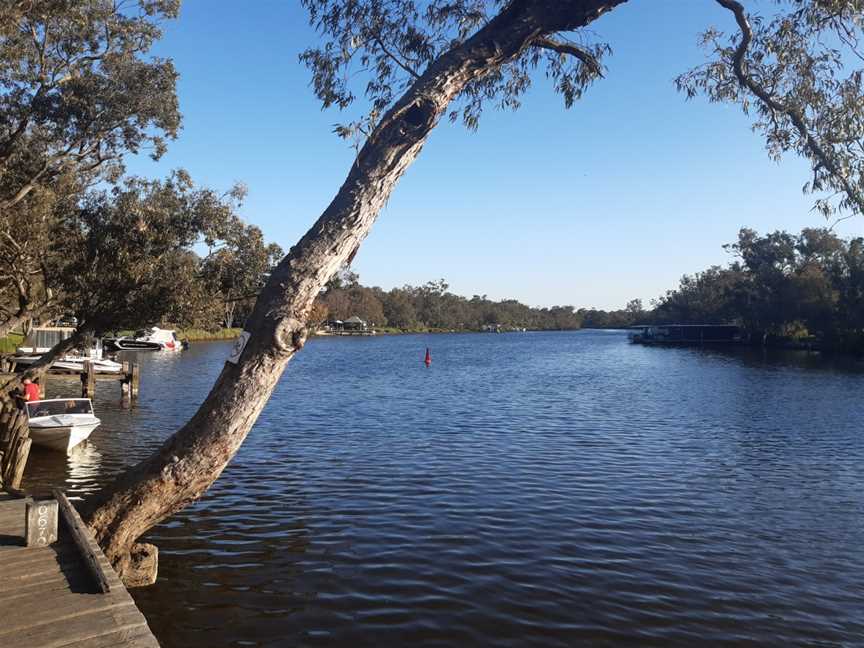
[53,172,258,332]
[316,272,584,330]
[200,219,284,328]
[653,227,864,351]
[0,0,181,208]
[0,0,181,333]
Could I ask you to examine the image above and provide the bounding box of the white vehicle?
[26,399,101,453]
[104,326,184,352]
[14,327,123,374]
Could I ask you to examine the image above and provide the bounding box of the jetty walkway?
[0,493,159,647]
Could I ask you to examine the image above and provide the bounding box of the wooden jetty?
[0,492,159,647]
[0,357,140,400]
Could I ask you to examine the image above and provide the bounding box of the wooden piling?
[1,404,31,492]
[7,437,31,490]
[81,359,96,398]
[130,362,140,400]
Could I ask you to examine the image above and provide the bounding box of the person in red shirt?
[22,378,40,402]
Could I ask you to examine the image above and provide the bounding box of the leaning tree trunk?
[82,0,626,587]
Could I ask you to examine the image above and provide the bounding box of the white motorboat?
[104,326,185,352]
[14,327,123,373]
[12,355,123,374]
[26,399,101,452]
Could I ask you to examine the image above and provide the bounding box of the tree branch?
[715,0,864,215]
[372,33,420,79]
[533,36,604,77]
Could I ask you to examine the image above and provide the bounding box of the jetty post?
[0,402,31,491]
[121,361,140,404]
[81,359,96,398]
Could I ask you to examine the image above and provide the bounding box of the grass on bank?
[0,332,23,353]
[175,328,242,341]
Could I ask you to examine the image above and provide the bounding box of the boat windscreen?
[27,400,93,418]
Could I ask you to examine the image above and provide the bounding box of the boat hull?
[103,327,183,352]
[13,355,123,373]
[103,338,164,351]
[29,421,100,452]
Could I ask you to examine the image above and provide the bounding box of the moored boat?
[14,327,123,373]
[103,326,185,352]
[26,398,101,452]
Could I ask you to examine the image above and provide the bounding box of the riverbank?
[175,327,242,342]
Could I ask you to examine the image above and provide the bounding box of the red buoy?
[424,347,431,366]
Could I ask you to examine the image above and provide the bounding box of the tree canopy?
[654,226,864,351]
[0,0,182,337]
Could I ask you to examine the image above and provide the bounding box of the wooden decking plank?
[3,539,79,562]
[1,550,86,581]
[0,566,91,602]
[30,611,148,648]
[0,541,77,565]
[54,490,112,593]
[0,595,137,636]
[13,611,149,648]
[2,560,79,584]
[0,510,24,530]
[55,624,160,648]
[0,505,24,521]
[0,581,124,622]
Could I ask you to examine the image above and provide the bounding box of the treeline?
[653,228,864,350]
[315,272,587,331]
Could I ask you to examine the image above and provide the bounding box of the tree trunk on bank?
[81,0,626,587]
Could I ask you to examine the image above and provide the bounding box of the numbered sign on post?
[26,500,58,548]
[227,331,251,364]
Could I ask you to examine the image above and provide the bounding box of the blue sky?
[126,1,864,310]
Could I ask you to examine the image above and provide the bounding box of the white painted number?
[227,331,251,364]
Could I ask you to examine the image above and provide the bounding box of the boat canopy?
[27,399,94,419]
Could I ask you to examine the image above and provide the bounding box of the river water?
[21,331,864,647]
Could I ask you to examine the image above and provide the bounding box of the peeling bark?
[81,0,627,586]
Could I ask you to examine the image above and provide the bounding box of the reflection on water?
[21,332,864,647]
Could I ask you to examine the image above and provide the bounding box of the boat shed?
[629,324,742,345]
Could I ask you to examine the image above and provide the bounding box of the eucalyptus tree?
[200,219,284,329]
[53,173,243,334]
[80,0,864,586]
[0,172,247,388]
[0,0,180,335]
